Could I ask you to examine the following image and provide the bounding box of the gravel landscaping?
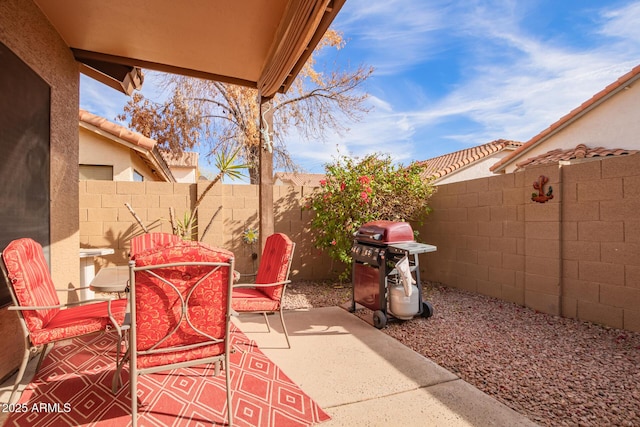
[284,280,640,427]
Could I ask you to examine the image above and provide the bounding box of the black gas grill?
[351,220,437,328]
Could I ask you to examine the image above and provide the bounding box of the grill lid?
[355,220,414,245]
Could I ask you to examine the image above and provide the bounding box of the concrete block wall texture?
[418,154,640,332]
[78,153,640,332]
[79,181,337,282]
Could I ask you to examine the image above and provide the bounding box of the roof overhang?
[490,64,640,174]
[34,0,345,98]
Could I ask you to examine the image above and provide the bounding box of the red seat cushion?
[253,233,293,300]
[3,238,61,332]
[132,241,234,369]
[231,288,280,312]
[2,238,127,346]
[30,299,128,345]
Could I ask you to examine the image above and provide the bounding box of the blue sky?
[80,0,640,175]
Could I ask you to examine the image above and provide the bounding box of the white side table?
[79,248,115,300]
[89,265,129,295]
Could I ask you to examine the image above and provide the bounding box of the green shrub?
[305,153,435,278]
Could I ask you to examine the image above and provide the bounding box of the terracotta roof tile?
[79,109,156,151]
[492,64,640,172]
[160,150,198,167]
[516,144,638,170]
[416,139,523,180]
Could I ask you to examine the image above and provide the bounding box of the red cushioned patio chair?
[232,233,295,348]
[0,238,127,403]
[120,241,235,427]
[128,232,182,258]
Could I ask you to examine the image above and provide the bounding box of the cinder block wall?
[79,154,640,332]
[561,154,640,331]
[418,154,640,332]
[79,180,191,264]
[79,182,336,281]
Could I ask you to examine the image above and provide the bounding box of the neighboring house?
[161,150,199,183]
[274,172,325,187]
[80,110,200,183]
[79,109,175,182]
[513,144,638,170]
[416,139,523,185]
[492,64,640,174]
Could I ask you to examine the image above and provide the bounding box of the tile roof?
[415,139,523,180]
[79,109,175,182]
[160,150,199,168]
[274,172,325,187]
[79,109,156,151]
[491,64,640,173]
[516,144,638,170]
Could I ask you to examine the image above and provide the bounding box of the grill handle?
[355,232,382,241]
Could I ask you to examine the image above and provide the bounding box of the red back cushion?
[255,233,294,300]
[132,241,234,352]
[2,238,60,331]
[129,232,182,258]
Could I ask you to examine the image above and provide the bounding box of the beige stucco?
[79,126,164,182]
[1,0,80,290]
[170,167,197,183]
[435,151,515,185]
[501,82,640,173]
[0,0,80,380]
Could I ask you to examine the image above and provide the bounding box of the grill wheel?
[373,310,387,329]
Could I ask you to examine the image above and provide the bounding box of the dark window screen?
[0,41,51,307]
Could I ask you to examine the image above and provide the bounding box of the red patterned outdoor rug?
[6,328,330,426]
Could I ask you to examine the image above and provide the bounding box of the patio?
[0,306,534,426]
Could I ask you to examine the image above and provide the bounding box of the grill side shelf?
[387,242,437,254]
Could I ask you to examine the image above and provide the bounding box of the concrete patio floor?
[234,306,539,427]
[0,306,538,426]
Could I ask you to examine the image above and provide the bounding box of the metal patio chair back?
[1,238,126,403]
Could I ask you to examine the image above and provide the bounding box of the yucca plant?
[194,147,247,210]
[172,148,247,239]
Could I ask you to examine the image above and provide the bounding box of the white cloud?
[284,104,419,172]
[336,0,451,75]
[599,1,640,40]
[79,75,130,122]
[79,1,640,172]
[334,0,640,160]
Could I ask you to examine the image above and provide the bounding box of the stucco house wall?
[0,0,80,381]
[499,76,640,174]
[79,126,165,182]
[436,151,514,185]
[170,167,197,183]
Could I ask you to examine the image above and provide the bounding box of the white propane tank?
[389,284,420,319]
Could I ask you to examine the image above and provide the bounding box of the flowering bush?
[305,154,435,278]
